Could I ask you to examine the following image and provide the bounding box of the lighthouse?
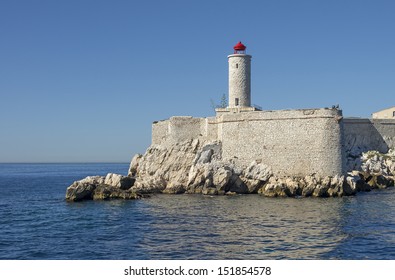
[228,41,252,108]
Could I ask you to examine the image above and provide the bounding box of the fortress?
[66,42,395,201]
[152,42,395,178]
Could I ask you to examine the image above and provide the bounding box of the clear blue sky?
[0,0,394,163]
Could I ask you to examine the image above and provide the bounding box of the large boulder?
[361,150,395,176]
[132,139,202,193]
[131,139,248,195]
[79,175,105,185]
[243,161,272,181]
[256,174,359,198]
[92,184,142,200]
[104,173,135,190]
[226,174,248,194]
[128,154,142,176]
[66,174,140,201]
[213,167,233,192]
[187,162,235,194]
[66,182,96,201]
[162,183,186,194]
[241,161,272,193]
[66,176,105,201]
[258,178,291,197]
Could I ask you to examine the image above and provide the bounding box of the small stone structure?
[372,106,395,119]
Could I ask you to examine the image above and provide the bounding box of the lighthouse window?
[235,98,239,106]
[393,111,395,117]
[236,63,238,68]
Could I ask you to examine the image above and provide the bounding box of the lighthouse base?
[215,106,261,116]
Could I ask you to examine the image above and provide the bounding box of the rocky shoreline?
[65,140,395,201]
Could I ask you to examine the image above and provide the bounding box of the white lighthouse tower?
[228,41,252,108]
[215,42,260,115]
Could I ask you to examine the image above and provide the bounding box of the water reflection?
[325,191,395,259]
[137,195,350,259]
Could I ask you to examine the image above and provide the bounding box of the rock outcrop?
[358,150,395,190]
[66,173,141,202]
[65,141,395,201]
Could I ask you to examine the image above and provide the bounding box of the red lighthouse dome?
[233,41,246,53]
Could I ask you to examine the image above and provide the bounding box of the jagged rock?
[326,175,344,197]
[388,162,395,176]
[196,149,213,164]
[93,184,142,200]
[66,176,105,201]
[66,182,96,201]
[284,178,301,196]
[66,175,141,201]
[187,164,210,189]
[104,173,135,190]
[66,140,395,200]
[128,154,142,176]
[304,175,318,187]
[243,161,272,181]
[133,139,202,192]
[258,178,291,197]
[361,150,395,177]
[376,175,393,189]
[225,191,237,196]
[194,142,222,163]
[266,185,291,197]
[327,185,342,197]
[202,187,218,195]
[80,175,105,185]
[213,167,232,191]
[163,183,186,194]
[228,174,249,194]
[256,175,359,197]
[241,178,265,194]
[313,185,328,197]
[129,140,268,195]
[241,161,272,193]
[131,177,166,194]
[365,175,394,189]
[345,175,363,194]
[301,184,315,197]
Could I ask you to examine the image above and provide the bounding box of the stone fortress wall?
[152,116,217,145]
[152,108,346,177]
[343,118,395,154]
[152,112,395,178]
[218,108,344,177]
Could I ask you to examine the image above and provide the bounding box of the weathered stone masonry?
[343,118,395,154]
[152,112,395,178]
[218,109,344,177]
[152,108,346,177]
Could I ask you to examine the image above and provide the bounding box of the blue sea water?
[0,163,395,260]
